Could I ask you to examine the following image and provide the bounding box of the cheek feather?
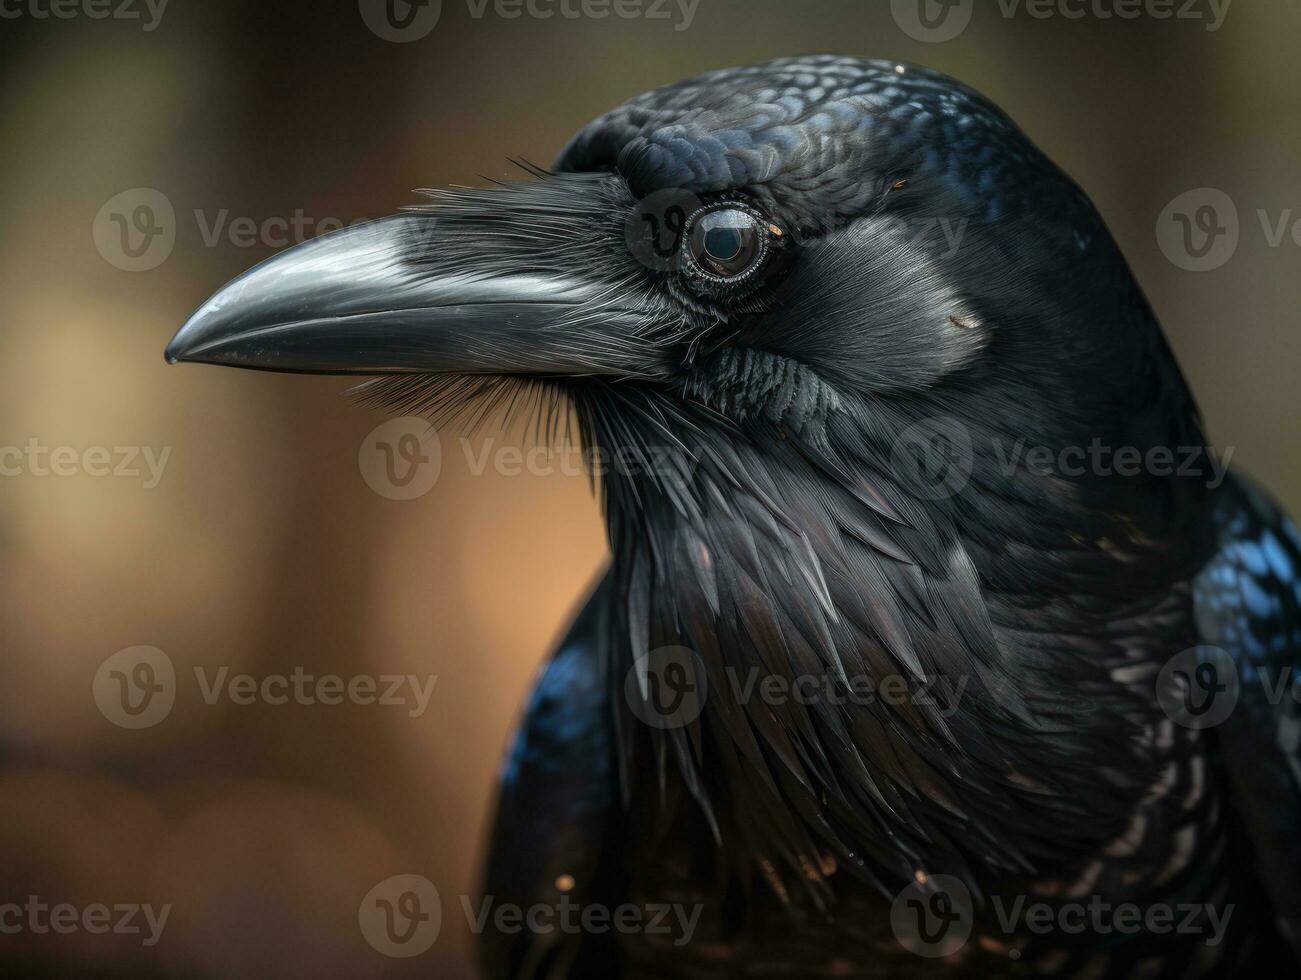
[681,347,842,436]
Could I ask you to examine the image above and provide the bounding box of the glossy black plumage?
[165,55,1301,978]
[482,58,1301,977]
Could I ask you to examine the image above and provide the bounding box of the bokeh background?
[1,0,1298,975]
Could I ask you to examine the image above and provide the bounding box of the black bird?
[166,56,1301,978]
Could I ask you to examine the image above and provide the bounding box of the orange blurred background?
[1,1,1298,976]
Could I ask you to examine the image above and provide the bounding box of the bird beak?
[165,178,676,379]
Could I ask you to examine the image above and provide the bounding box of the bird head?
[166,56,1191,488]
[167,56,1211,895]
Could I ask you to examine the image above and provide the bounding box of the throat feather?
[597,401,1047,899]
[573,380,1185,907]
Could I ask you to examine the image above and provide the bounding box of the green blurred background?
[0,0,1298,975]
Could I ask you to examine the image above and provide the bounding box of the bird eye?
[683,205,769,282]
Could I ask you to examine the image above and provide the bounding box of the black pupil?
[704,226,743,261]
[689,209,762,279]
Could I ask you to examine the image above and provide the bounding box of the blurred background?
[0,0,1297,975]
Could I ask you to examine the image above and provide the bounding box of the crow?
[166,56,1301,978]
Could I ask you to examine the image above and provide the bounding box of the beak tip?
[163,333,189,365]
[166,307,211,365]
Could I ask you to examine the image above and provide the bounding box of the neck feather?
[582,382,1205,902]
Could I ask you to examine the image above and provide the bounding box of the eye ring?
[680,203,772,284]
